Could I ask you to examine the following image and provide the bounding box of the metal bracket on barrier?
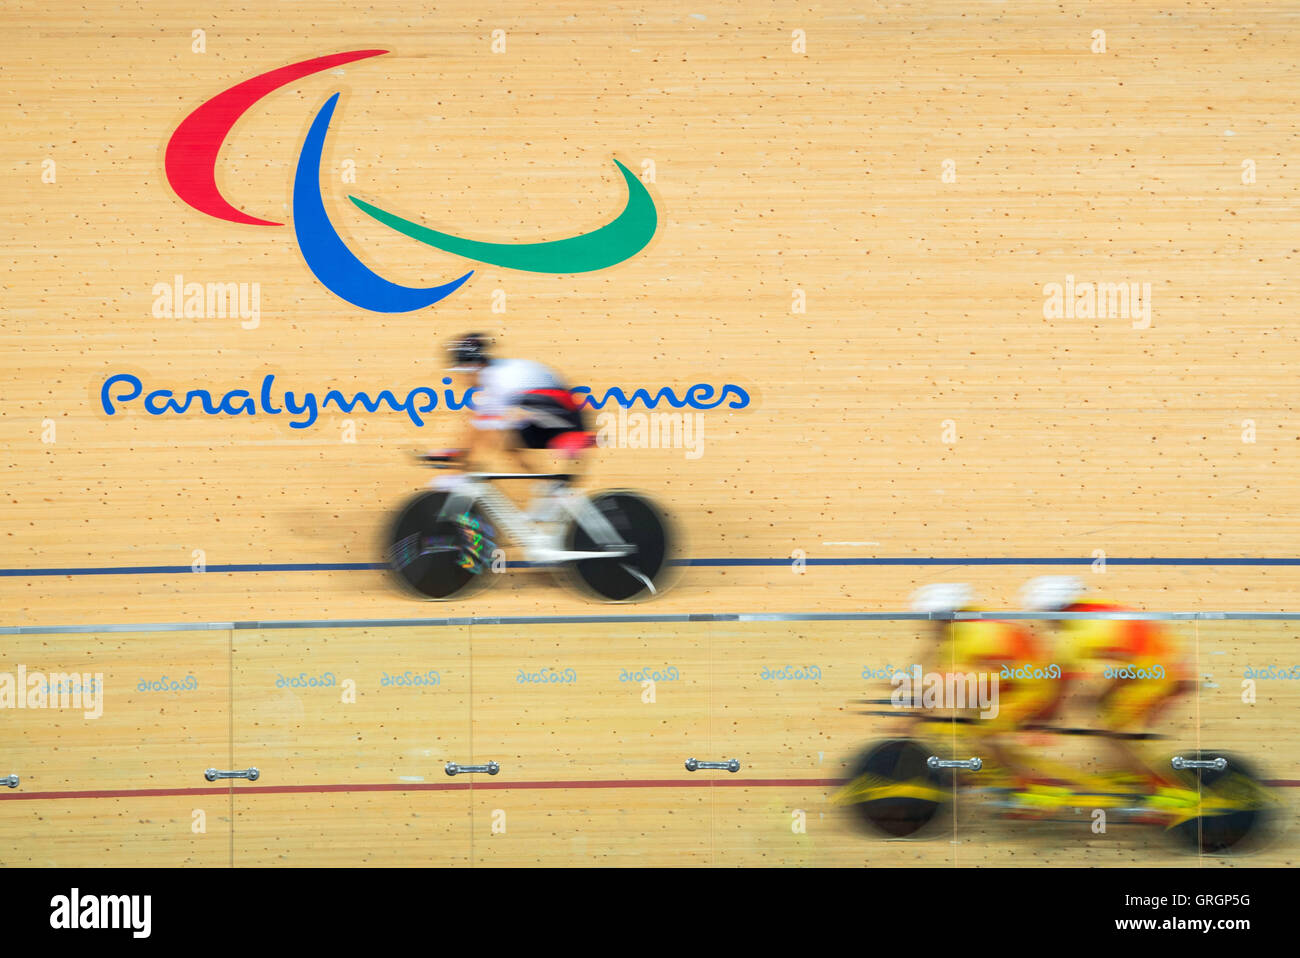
[685,758,740,773]
[1,774,17,788]
[445,761,499,776]
[204,768,260,782]
[928,756,983,771]
[1172,756,1227,771]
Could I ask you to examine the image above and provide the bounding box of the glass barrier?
[231,624,472,867]
[0,628,231,867]
[1,614,1294,866]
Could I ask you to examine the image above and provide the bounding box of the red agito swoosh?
[165,49,388,226]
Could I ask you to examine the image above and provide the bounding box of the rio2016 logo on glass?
[165,49,657,313]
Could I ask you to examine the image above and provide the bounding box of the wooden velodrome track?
[2,1,1297,865]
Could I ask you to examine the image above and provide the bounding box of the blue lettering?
[101,373,143,414]
[219,390,256,415]
[144,389,212,415]
[284,390,319,429]
[322,389,404,416]
[442,377,473,411]
[721,384,750,409]
[260,374,282,414]
[403,387,438,426]
[98,377,750,426]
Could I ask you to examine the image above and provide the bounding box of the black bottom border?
[2,865,1288,943]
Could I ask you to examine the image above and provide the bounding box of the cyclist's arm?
[451,378,515,468]
[458,416,483,467]
[456,408,525,469]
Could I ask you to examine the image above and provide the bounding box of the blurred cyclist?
[910,584,1062,790]
[428,334,596,567]
[434,333,594,519]
[1020,576,1194,790]
[446,333,593,465]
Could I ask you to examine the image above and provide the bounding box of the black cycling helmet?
[447,332,492,371]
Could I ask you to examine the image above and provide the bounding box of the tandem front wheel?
[1164,749,1277,856]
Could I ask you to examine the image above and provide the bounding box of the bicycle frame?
[438,472,636,563]
[857,707,1174,794]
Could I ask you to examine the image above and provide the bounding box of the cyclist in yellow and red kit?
[910,584,1063,789]
[1019,576,1194,790]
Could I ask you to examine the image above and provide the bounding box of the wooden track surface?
[1,0,1297,865]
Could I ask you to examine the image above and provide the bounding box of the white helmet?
[1020,575,1085,612]
[910,583,974,614]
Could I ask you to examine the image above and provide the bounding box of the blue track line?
[3,557,1300,577]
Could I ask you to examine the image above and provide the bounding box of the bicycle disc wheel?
[1165,750,1274,855]
[387,492,497,600]
[563,491,672,602]
[841,739,947,838]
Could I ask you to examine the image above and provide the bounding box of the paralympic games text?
[99,374,751,429]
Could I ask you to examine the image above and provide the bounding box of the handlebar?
[849,702,1164,740]
[412,453,571,482]
[415,452,464,468]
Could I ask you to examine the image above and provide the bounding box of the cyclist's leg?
[503,423,564,522]
[980,682,1059,789]
[506,437,538,476]
[512,399,592,522]
[1097,678,1178,788]
[1132,677,1194,787]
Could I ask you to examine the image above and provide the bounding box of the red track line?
[463,778,846,791]
[0,786,234,800]
[0,778,845,801]
[2,777,1293,802]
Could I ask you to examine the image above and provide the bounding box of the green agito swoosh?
[348,159,656,273]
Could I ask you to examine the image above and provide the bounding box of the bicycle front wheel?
[1165,749,1276,855]
[562,491,673,602]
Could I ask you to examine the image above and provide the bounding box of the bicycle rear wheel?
[838,739,948,838]
[562,491,673,602]
[387,491,497,600]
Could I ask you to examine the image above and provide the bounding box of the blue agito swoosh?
[293,93,473,312]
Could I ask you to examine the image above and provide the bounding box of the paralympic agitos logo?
[165,49,657,312]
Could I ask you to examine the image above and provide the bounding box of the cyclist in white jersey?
[436,333,594,522]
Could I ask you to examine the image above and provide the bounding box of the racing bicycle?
[386,454,677,602]
[832,710,1279,855]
